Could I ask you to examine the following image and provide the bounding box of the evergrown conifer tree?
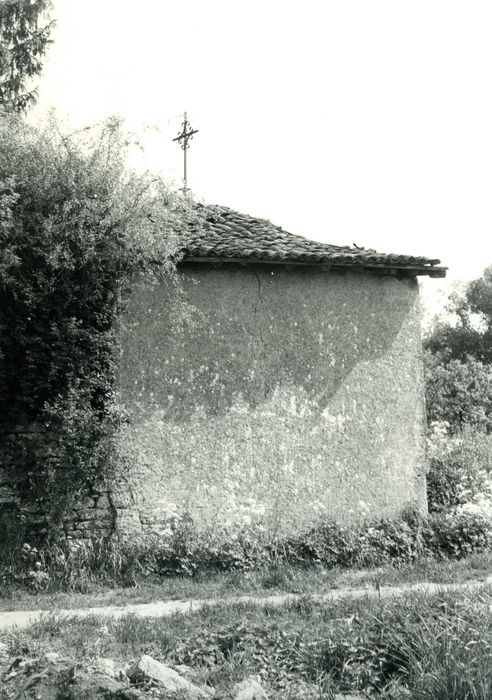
[0,0,54,112]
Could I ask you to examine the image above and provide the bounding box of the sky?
[34,1,492,318]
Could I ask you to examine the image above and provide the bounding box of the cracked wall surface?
[115,263,428,536]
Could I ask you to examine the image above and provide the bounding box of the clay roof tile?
[180,205,446,278]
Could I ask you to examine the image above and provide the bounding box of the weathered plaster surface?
[115,264,427,536]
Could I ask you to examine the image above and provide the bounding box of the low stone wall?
[0,429,114,539]
[0,429,173,541]
[0,479,115,540]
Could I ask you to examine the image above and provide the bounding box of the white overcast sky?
[34,1,492,316]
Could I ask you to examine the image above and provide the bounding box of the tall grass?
[4,423,491,600]
[7,590,492,699]
[1,507,491,594]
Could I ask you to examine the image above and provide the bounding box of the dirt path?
[0,577,491,632]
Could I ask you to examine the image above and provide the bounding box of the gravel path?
[0,576,491,632]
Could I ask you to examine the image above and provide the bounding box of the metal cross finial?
[173,112,198,192]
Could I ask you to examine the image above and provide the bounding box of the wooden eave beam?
[181,257,448,278]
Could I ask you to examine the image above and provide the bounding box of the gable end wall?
[115,264,428,536]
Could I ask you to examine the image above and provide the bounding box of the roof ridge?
[179,203,446,278]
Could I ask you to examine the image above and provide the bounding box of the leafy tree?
[424,266,492,434]
[424,350,492,433]
[0,112,197,523]
[425,266,492,364]
[0,0,54,112]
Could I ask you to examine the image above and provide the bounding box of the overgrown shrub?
[272,522,357,568]
[426,422,492,513]
[422,511,492,559]
[281,510,491,570]
[2,508,490,592]
[163,593,492,699]
[0,113,197,524]
[424,351,492,433]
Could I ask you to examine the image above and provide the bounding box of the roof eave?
[180,256,448,279]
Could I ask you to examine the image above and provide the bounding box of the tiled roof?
[180,205,446,278]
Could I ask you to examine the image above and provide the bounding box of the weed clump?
[1,507,490,593]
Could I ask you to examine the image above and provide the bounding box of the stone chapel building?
[111,205,446,537]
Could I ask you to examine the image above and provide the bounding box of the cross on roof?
[173,112,198,192]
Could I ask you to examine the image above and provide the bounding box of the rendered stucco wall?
[115,264,428,536]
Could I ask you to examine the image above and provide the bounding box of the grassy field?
[0,551,491,612]
[1,586,491,699]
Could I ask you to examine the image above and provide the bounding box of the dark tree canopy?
[425,266,492,365]
[424,350,492,433]
[0,0,54,112]
[0,113,197,516]
[424,265,492,433]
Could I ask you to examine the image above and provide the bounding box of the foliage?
[424,351,492,433]
[0,0,54,112]
[425,265,492,365]
[281,510,491,568]
[109,593,492,699]
[422,511,492,559]
[424,266,492,436]
[1,508,491,593]
[0,113,195,521]
[7,590,492,700]
[426,422,492,513]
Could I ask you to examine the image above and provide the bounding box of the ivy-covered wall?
[0,114,197,541]
[0,428,115,538]
[114,263,428,537]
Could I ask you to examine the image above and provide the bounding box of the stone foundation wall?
[0,430,116,539]
[0,430,169,540]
